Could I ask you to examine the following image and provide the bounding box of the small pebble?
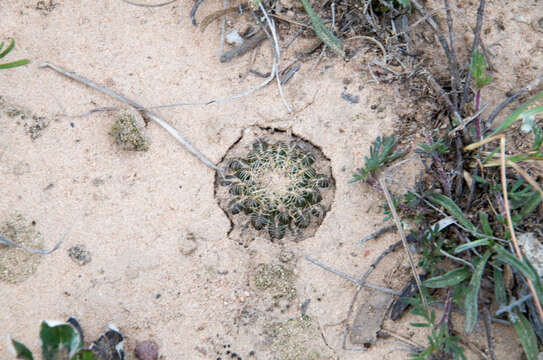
[134,340,159,360]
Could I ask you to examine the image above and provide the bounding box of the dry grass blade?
[499,136,543,324]
[378,177,429,317]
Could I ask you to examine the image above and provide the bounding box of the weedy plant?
[220,138,333,240]
[9,320,97,360]
[350,135,405,187]
[9,318,125,360]
[0,38,29,69]
[352,32,543,360]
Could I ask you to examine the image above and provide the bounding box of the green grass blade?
[454,239,492,253]
[490,90,543,137]
[0,59,30,69]
[520,105,543,119]
[0,38,15,59]
[73,350,98,360]
[493,265,508,307]
[511,311,538,360]
[423,267,471,288]
[300,0,345,58]
[494,244,543,303]
[494,244,535,279]
[428,193,476,232]
[465,250,492,334]
[479,212,493,236]
[10,338,34,360]
[519,192,542,221]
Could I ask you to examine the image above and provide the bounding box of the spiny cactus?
[220,138,332,240]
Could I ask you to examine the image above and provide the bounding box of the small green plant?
[350,135,405,185]
[9,320,97,360]
[407,297,466,360]
[9,319,126,360]
[0,38,30,69]
[352,92,543,359]
[220,139,333,240]
[300,0,344,58]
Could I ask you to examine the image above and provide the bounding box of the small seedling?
[9,320,96,360]
[350,135,405,185]
[0,38,30,69]
[9,318,125,360]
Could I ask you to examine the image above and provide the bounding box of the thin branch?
[304,255,401,296]
[495,294,533,316]
[39,61,222,174]
[190,0,205,26]
[258,2,292,113]
[486,73,543,127]
[0,229,68,255]
[379,178,429,316]
[120,0,177,7]
[460,0,486,110]
[500,136,543,323]
[482,307,496,360]
[443,0,460,109]
[359,225,396,244]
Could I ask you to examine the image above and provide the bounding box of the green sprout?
[469,50,492,90]
[350,135,405,184]
[0,38,30,69]
[9,320,97,360]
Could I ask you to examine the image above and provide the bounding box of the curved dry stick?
[0,229,68,255]
[119,0,177,7]
[39,61,221,175]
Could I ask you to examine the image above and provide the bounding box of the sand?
[2,0,541,359]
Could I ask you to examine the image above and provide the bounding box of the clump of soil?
[109,110,149,151]
[0,96,50,140]
[252,263,296,301]
[0,214,43,284]
[216,126,335,244]
[266,316,331,360]
[68,244,92,266]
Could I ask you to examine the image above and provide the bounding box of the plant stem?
[475,88,482,140]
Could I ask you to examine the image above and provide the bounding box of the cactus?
[220,139,332,240]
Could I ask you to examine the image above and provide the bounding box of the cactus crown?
[220,138,332,240]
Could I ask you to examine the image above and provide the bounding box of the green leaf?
[424,267,471,288]
[10,338,34,360]
[490,90,543,137]
[428,193,476,232]
[493,245,536,280]
[493,266,507,307]
[479,212,493,237]
[465,250,492,334]
[454,239,492,253]
[410,322,431,328]
[519,192,541,221]
[0,59,30,69]
[300,0,345,58]
[511,311,538,360]
[40,321,83,360]
[0,38,15,59]
[73,350,98,360]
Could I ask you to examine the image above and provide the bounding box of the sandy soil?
[1,0,541,359]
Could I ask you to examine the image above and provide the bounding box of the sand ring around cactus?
[215,127,335,244]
